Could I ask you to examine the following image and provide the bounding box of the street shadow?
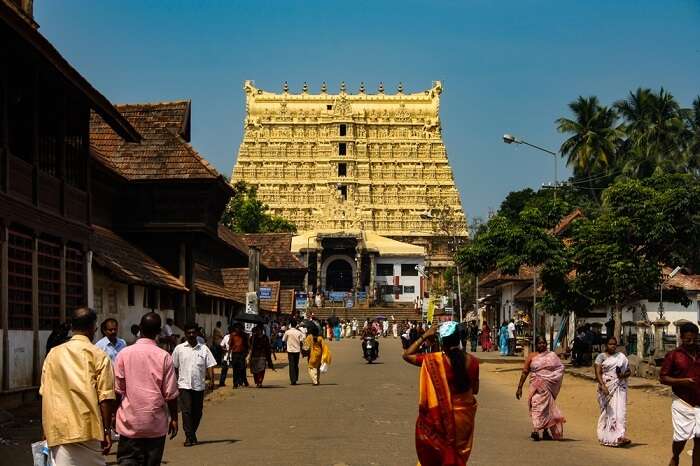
[258,385,286,389]
[555,438,580,442]
[195,439,240,446]
[313,383,339,386]
[622,442,647,449]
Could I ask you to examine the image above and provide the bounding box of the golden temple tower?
[232,80,467,290]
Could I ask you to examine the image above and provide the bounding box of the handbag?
[320,362,329,373]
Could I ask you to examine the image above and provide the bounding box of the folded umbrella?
[231,312,267,324]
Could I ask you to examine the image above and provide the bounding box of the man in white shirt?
[507,319,516,356]
[172,322,216,446]
[95,318,127,363]
[282,319,304,385]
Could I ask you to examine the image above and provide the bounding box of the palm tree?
[614,88,687,176]
[556,96,624,201]
[682,96,700,175]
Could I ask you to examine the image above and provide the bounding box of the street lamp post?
[659,266,682,320]
[503,134,558,349]
[503,134,558,201]
[421,210,463,322]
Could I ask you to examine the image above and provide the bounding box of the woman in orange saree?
[403,322,479,466]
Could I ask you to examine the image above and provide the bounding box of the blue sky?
[37,0,700,221]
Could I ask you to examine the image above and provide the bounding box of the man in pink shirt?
[114,312,179,466]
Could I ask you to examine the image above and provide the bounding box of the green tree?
[614,88,688,177]
[569,174,700,340]
[221,181,297,233]
[556,96,624,202]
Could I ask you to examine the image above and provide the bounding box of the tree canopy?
[221,181,297,234]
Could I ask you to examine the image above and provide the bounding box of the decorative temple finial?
[302,82,309,93]
[340,81,346,93]
[321,81,327,93]
[378,82,384,93]
[397,82,404,93]
[283,81,289,93]
[359,82,366,93]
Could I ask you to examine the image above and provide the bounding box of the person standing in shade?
[249,324,275,387]
[96,318,127,364]
[40,307,116,466]
[283,319,304,385]
[211,321,224,364]
[172,322,216,447]
[114,312,179,466]
[660,322,700,466]
[507,319,517,355]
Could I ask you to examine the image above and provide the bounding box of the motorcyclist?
[360,322,379,359]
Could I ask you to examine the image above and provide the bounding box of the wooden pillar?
[31,66,38,207]
[315,248,323,292]
[354,247,362,294]
[248,247,260,293]
[369,253,376,302]
[32,236,39,386]
[1,224,9,390]
[86,250,94,308]
[1,58,8,193]
[59,241,66,322]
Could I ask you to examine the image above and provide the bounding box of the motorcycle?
[362,336,379,363]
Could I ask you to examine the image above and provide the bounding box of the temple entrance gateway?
[325,258,353,291]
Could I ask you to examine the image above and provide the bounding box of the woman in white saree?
[594,336,632,447]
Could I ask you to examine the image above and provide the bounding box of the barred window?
[38,238,61,330]
[65,245,85,312]
[8,229,33,330]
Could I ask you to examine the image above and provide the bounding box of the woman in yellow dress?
[303,323,331,385]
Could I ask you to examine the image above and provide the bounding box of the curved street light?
[502,133,559,200]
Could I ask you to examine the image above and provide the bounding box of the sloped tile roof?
[479,265,536,288]
[239,233,306,270]
[92,225,186,291]
[279,289,295,314]
[551,208,584,237]
[90,101,222,181]
[514,283,545,301]
[663,266,700,291]
[194,263,240,302]
[221,268,249,302]
[218,225,250,256]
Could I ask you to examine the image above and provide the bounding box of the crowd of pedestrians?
[37,303,700,466]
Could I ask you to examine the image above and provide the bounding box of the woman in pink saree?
[516,336,566,441]
[594,336,631,447]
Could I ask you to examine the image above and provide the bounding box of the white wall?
[495,282,530,325]
[374,256,424,303]
[93,271,176,344]
[8,330,33,389]
[582,299,700,335]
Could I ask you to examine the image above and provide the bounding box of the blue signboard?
[328,291,347,302]
[295,292,308,310]
[259,287,272,300]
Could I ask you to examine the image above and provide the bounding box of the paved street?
[119,338,673,466]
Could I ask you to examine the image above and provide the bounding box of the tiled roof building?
[90,101,223,181]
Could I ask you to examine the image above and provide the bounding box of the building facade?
[231,80,468,293]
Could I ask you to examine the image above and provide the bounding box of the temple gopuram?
[232,80,467,305]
